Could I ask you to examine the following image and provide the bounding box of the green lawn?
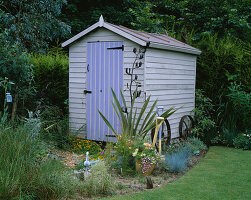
[106,146,251,200]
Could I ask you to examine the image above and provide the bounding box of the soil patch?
[52,149,207,199]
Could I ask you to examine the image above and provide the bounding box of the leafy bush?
[227,80,251,131]
[195,34,250,99]
[114,134,135,174]
[164,142,185,154]
[0,123,78,199]
[103,142,118,165]
[0,32,34,119]
[192,89,216,139]
[212,80,250,146]
[192,34,250,146]
[40,105,70,149]
[165,147,192,173]
[233,133,251,150]
[84,161,115,197]
[24,110,42,137]
[185,137,208,152]
[30,51,68,113]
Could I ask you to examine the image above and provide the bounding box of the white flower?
[132,148,138,157]
[140,153,146,157]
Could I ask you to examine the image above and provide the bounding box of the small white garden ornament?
[84,152,91,167]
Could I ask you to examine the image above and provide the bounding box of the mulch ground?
[53,148,207,199]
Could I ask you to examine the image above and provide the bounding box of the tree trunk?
[11,93,18,122]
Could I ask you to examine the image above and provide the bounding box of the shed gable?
[62,15,201,56]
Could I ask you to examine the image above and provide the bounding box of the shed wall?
[145,48,197,138]
[69,28,145,138]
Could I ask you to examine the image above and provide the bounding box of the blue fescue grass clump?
[165,146,192,173]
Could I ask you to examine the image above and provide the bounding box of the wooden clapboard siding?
[145,48,197,138]
[69,28,144,138]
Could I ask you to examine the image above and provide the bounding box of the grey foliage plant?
[165,146,192,173]
[99,87,177,138]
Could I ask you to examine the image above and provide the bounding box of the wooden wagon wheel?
[151,119,171,152]
[179,115,194,140]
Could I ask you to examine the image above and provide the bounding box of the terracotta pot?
[135,159,155,175]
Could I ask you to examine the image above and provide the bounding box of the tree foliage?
[0,0,71,52]
[0,32,33,113]
[0,0,70,119]
[60,0,137,36]
[128,0,251,41]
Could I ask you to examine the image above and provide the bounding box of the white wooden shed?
[62,16,201,142]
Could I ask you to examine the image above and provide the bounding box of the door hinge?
[107,45,124,51]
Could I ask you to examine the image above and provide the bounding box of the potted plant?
[132,137,159,175]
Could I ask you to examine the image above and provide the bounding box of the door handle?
[84,90,92,94]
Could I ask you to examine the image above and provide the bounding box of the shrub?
[84,161,115,197]
[0,33,34,119]
[227,80,251,131]
[192,89,216,139]
[114,134,135,174]
[30,51,68,113]
[103,142,118,165]
[0,123,78,199]
[40,105,70,149]
[164,142,186,154]
[185,137,208,152]
[233,133,251,150]
[195,34,250,100]
[212,79,250,146]
[192,34,250,146]
[165,147,192,173]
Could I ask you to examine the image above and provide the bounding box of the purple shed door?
[87,41,123,141]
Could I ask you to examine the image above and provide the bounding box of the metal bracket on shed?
[105,134,116,138]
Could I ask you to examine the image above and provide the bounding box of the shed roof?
[62,15,201,55]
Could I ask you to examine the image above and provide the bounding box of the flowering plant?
[132,137,157,159]
[132,136,159,174]
[69,135,101,155]
[113,134,136,173]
